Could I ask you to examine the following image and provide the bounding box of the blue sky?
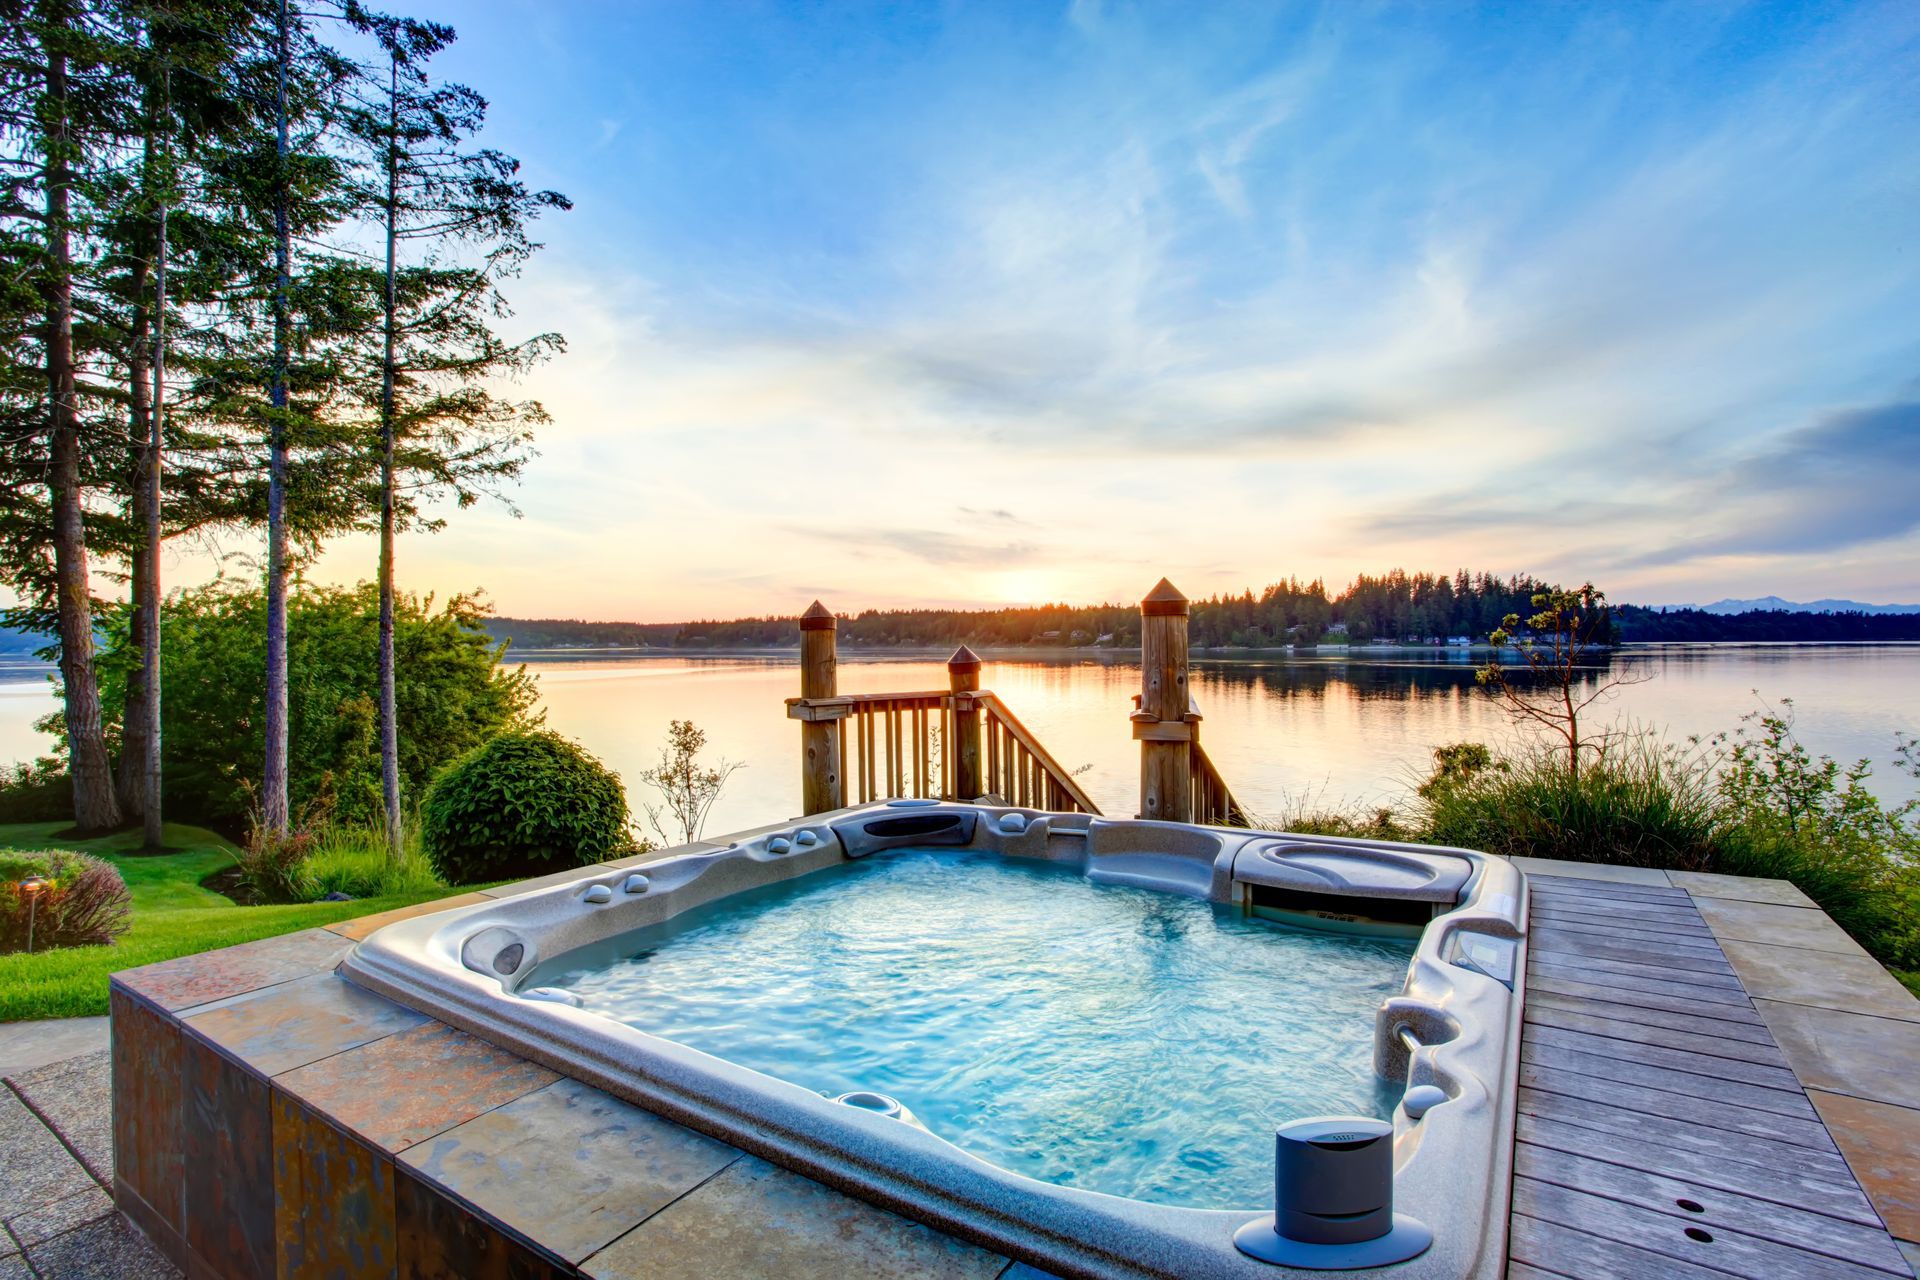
[284,0,1920,619]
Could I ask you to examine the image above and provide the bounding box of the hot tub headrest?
[1233,842,1472,903]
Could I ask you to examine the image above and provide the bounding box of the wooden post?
[948,645,982,800]
[1134,578,1193,821]
[798,601,842,814]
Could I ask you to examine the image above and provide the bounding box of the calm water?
[2,644,1915,832]
[540,847,1412,1208]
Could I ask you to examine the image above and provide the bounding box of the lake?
[3,644,1914,835]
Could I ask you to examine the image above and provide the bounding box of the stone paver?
[1508,856,1672,886]
[1808,1090,1920,1247]
[183,969,428,1076]
[0,1089,96,1222]
[274,1021,558,1152]
[114,927,351,1013]
[4,1185,114,1248]
[1754,1000,1920,1110]
[325,890,495,940]
[399,1076,742,1264]
[7,1050,112,1185]
[1692,894,1871,955]
[0,1019,107,1080]
[580,1156,1007,1280]
[24,1212,177,1279]
[1719,939,1920,1022]
[1667,870,1817,907]
[0,1023,183,1280]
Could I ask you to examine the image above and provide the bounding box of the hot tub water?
[537,848,1413,1208]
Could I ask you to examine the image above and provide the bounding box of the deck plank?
[1508,1213,1738,1280]
[1526,874,1691,901]
[1523,989,1776,1043]
[1528,950,1747,992]
[1520,1061,1837,1147]
[1528,898,1712,924]
[1531,920,1728,954]
[1516,1143,1909,1271]
[1529,908,1716,939]
[1514,1177,1899,1279]
[1512,1013,1797,1090]
[1516,1085,1858,1182]
[1520,955,1758,1005]
[1522,1004,1795,1071]
[1518,1111,1879,1225]
[1521,1041,1815,1118]
[1529,930,1737,975]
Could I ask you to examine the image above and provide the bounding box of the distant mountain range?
[1650,597,1920,616]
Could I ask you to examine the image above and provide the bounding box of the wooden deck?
[1508,872,1915,1279]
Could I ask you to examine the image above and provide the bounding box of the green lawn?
[0,822,463,1021]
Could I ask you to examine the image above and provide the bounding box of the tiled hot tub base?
[108,925,1013,1280]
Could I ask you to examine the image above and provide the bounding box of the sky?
[198,0,1920,619]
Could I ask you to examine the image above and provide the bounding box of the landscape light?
[19,875,50,955]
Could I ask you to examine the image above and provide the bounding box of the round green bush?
[1,850,133,953]
[421,731,631,883]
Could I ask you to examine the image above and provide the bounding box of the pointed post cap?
[947,644,982,671]
[1142,578,1189,617]
[799,600,836,631]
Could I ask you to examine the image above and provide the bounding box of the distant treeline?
[1613,608,1920,643]
[490,571,1582,650]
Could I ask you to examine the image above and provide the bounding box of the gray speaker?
[1233,1116,1433,1269]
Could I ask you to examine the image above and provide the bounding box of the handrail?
[810,687,1098,814]
[978,693,1102,815]
[1190,741,1252,827]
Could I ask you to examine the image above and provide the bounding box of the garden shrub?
[0,760,75,823]
[0,850,132,953]
[421,731,631,883]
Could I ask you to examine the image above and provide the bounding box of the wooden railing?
[979,692,1101,814]
[837,690,949,806]
[1191,741,1252,827]
[788,630,1101,816]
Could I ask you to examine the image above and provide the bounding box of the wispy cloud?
[250,1,1920,617]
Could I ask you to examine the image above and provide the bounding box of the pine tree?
[342,7,565,854]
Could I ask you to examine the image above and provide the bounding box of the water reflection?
[1,644,1913,833]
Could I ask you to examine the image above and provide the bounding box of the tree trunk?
[376,53,402,858]
[142,68,169,851]
[116,254,151,820]
[262,0,292,834]
[42,13,122,834]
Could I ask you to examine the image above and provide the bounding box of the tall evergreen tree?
[0,0,139,831]
[342,8,564,853]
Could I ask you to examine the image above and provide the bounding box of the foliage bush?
[91,583,538,831]
[0,760,74,824]
[0,850,133,953]
[421,731,631,883]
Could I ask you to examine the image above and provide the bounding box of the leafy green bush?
[93,583,538,830]
[0,760,72,824]
[421,731,631,883]
[1707,702,1919,971]
[1,850,132,953]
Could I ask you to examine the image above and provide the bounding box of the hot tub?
[340,802,1526,1279]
